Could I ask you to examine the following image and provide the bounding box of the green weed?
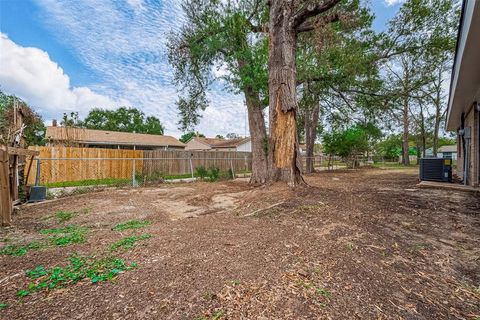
[55,211,77,223]
[211,311,224,320]
[112,220,151,231]
[40,225,88,247]
[0,303,8,309]
[18,254,137,297]
[230,279,241,286]
[298,280,313,289]
[110,234,152,251]
[0,241,43,256]
[316,287,332,298]
[414,243,429,251]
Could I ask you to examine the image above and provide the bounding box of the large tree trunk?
[304,104,320,174]
[237,57,268,184]
[245,87,268,184]
[402,97,410,166]
[267,1,304,187]
[432,81,442,157]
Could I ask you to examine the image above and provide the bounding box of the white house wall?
[236,140,252,152]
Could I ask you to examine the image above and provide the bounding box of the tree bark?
[244,87,268,184]
[267,1,304,187]
[432,70,443,157]
[402,96,410,166]
[236,56,268,184]
[304,103,320,173]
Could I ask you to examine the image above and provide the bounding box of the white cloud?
[0,33,126,121]
[384,0,405,6]
[31,0,249,137]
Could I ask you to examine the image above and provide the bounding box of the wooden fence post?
[0,147,12,226]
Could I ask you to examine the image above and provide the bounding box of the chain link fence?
[25,154,360,199]
[27,156,251,198]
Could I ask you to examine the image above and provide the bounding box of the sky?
[0,0,405,138]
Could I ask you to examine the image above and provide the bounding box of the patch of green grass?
[371,162,418,169]
[414,243,429,251]
[44,178,130,188]
[211,311,224,320]
[346,242,355,251]
[0,241,43,256]
[55,211,77,223]
[316,287,332,298]
[40,225,88,247]
[18,254,137,297]
[110,234,152,251]
[39,225,82,235]
[194,310,224,320]
[112,220,151,231]
[298,280,313,289]
[163,173,195,180]
[0,303,8,309]
[230,279,241,286]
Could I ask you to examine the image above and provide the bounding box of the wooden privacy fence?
[26,146,252,185]
[142,150,252,177]
[26,146,143,185]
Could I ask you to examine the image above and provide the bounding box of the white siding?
[236,140,251,152]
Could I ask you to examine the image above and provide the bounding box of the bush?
[227,169,235,180]
[208,166,220,181]
[195,166,208,180]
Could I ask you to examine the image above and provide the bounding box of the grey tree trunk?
[236,57,268,184]
[245,87,268,184]
[402,97,410,166]
[267,1,304,186]
[304,104,320,174]
[432,70,443,157]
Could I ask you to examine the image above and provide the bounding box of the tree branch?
[296,13,339,33]
[292,0,342,28]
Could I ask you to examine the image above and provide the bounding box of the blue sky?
[0,0,404,137]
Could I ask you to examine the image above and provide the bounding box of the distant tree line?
[61,107,164,135]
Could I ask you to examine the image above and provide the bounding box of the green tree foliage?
[322,123,381,166]
[82,107,164,135]
[379,0,459,161]
[0,91,45,146]
[375,134,402,160]
[61,112,83,128]
[167,0,268,131]
[179,131,205,143]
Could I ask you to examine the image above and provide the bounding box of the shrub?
[195,166,208,180]
[208,166,220,181]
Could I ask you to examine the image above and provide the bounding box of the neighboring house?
[299,144,307,155]
[45,126,185,150]
[425,145,458,160]
[185,137,251,152]
[446,0,479,187]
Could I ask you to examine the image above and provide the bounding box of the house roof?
[438,145,457,153]
[46,126,185,147]
[446,0,480,131]
[192,137,250,148]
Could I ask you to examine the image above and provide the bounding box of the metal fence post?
[35,159,41,186]
[132,158,137,187]
[189,155,194,179]
[230,158,235,179]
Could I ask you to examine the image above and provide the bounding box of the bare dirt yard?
[1,168,479,319]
